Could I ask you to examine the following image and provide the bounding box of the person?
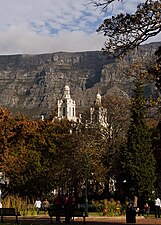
[34,198,42,215]
[54,192,62,223]
[133,196,138,209]
[126,203,136,224]
[71,195,76,221]
[154,197,161,218]
[143,203,150,217]
[64,193,73,224]
[42,198,50,214]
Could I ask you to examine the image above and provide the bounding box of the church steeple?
[89,92,108,128]
[95,92,101,106]
[63,85,71,99]
[57,85,80,122]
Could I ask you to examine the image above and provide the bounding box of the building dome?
[96,93,101,99]
[64,85,70,91]
[96,93,102,105]
[57,85,79,123]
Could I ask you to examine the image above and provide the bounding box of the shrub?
[91,199,104,212]
[91,198,123,217]
[3,195,36,216]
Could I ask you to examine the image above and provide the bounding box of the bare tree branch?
[95,0,161,57]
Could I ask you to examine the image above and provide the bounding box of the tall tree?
[120,80,156,201]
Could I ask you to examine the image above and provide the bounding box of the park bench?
[0,208,21,223]
[48,207,88,223]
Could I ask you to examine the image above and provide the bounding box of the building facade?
[57,85,80,122]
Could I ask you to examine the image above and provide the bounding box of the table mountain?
[0,42,160,118]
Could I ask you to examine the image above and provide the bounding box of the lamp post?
[85,153,88,216]
[0,171,9,208]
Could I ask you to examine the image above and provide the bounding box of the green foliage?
[91,198,123,216]
[3,195,36,216]
[120,80,156,201]
[1,110,98,198]
[91,199,104,213]
[105,199,122,217]
[0,99,156,203]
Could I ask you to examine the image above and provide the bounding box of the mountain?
[0,42,160,118]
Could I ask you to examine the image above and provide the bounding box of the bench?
[48,208,88,223]
[0,208,21,223]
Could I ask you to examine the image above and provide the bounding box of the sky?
[0,0,160,55]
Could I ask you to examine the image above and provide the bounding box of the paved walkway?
[3,215,161,225]
[84,216,161,224]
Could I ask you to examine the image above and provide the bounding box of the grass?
[88,212,103,217]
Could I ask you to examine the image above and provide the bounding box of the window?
[63,107,65,116]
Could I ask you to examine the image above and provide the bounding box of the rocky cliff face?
[0,42,160,118]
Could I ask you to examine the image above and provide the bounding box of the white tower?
[90,92,108,128]
[57,85,77,122]
[95,93,102,106]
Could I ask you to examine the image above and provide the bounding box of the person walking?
[34,198,42,215]
[155,197,161,218]
[64,193,73,224]
[42,198,50,214]
[54,192,62,223]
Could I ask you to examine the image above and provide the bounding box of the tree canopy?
[92,0,161,58]
[0,108,111,199]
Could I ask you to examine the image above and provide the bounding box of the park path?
[4,215,161,225]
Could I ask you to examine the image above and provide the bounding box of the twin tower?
[57,85,108,129]
[57,85,78,122]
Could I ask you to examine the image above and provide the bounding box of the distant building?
[90,92,108,128]
[57,85,81,123]
[89,92,112,138]
[56,86,112,137]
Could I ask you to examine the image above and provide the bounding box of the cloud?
[0,25,106,54]
[0,0,160,55]
[109,0,146,15]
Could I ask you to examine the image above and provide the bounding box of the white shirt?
[35,200,41,208]
[155,198,161,206]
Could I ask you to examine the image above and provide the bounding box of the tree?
[81,93,130,197]
[91,0,161,58]
[0,107,16,161]
[2,117,50,197]
[119,80,156,201]
[3,117,85,197]
[100,94,130,191]
[147,46,161,93]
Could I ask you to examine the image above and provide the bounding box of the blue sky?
[0,0,160,55]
